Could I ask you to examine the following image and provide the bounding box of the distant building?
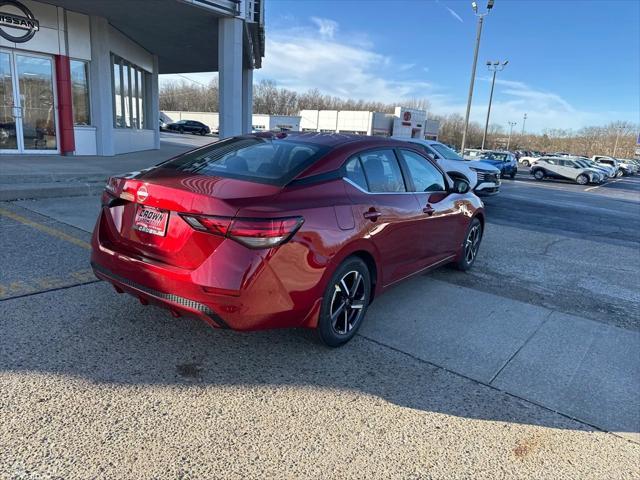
[299,107,439,140]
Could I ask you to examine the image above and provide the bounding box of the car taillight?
[180,214,303,249]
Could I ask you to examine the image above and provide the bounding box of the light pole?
[612,125,623,157]
[460,0,495,155]
[521,113,527,135]
[507,121,517,150]
[481,59,509,150]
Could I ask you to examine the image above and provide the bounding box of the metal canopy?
[40,0,259,73]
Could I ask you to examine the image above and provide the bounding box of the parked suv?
[531,157,604,184]
[397,138,502,196]
[478,150,518,179]
[593,156,638,176]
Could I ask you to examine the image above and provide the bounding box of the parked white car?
[394,138,502,196]
[591,155,638,177]
[573,157,615,178]
[531,157,604,185]
[519,155,540,167]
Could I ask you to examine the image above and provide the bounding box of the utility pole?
[482,59,509,150]
[507,121,517,150]
[460,0,495,155]
[521,113,527,136]
[613,126,622,157]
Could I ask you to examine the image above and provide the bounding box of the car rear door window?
[360,150,406,193]
[400,150,446,192]
[345,157,368,190]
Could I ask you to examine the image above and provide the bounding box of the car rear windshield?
[160,137,330,185]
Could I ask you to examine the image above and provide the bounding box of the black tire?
[510,170,517,179]
[178,127,184,134]
[453,217,482,271]
[616,170,624,178]
[200,129,207,136]
[576,174,589,185]
[522,160,530,167]
[318,257,371,347]
[533,169,545,181]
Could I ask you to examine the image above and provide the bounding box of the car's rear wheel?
[576,174,589,185]
[510,170,517,179]
[318,257,371,347]
[178,127,184,134]
[616,170,624,178]
[200,129,207,136]
[522,160,530,167]
[533,170,545,180]
[453,218,482,271]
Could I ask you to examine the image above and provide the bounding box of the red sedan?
[91,133,484,346]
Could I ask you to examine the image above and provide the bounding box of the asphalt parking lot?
[1,166,639,478]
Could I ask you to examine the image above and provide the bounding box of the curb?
[0,182,105,201]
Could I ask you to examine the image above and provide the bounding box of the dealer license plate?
[133,205,169,236]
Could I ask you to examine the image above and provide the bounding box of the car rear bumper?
[91,209,324,331]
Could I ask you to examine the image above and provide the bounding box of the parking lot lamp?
[481,59,508,150]
[460,1,495,154]
[521,113,527,135]
[507,121,517,149]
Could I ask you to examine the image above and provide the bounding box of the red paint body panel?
[54,55,75,154]
[91,134,484,331]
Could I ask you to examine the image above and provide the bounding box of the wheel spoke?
[351,272,363,298]
[331,300,347,324]
[350,301,364,309]
[340,278,350,298]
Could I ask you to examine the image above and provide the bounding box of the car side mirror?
[452,178,470,194]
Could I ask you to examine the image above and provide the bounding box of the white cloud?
[311,17,338,39]
[256,19,434,103]
[445,6,464,23]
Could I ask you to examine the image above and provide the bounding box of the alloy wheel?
[464,224,482,264]
[329,270,367,335]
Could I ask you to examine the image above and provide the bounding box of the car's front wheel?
[318,257,371,347]
[200,129,207,136]
[510,169,517,179]
[533,169,545,180]
[521,160,530,167]
[453,217,483,271]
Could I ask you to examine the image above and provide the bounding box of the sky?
[161,0,640,133]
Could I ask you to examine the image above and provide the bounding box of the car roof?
[245,131,399,148]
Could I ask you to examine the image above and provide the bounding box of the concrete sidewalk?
[360,276,640,443]
[0,134,214,201]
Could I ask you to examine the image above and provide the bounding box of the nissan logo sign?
[0,0,39,43]
[403,111,412,122]
[137,186,149,203]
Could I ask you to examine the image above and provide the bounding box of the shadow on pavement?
[0,281,630,438]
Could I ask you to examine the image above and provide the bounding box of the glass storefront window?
[70,60,90,126]
[111,55,148,129]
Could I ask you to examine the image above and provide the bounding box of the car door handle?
[423,205,435,216]
[363,208,381,221]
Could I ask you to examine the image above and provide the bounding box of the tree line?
[160,79,638,158]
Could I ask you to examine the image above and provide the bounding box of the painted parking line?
[0,268,97,300]
[584,178,622,192]
[0,206,91,250]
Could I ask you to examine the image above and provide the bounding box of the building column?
[218,17,243,138]
[89,16,115,156]
[150,54,160,149]
[242,68,253,134]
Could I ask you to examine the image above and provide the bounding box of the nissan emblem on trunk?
[0,0,40,43]
[137,186,149,203]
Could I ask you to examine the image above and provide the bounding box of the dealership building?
[0,0,264,156]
